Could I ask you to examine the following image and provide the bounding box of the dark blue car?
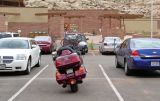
[115,38,160,75]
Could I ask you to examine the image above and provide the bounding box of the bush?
[88,41,94,50]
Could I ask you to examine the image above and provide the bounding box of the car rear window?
[131,39,160,49]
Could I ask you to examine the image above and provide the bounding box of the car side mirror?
[52,52,57,61]
[31,45,37,49]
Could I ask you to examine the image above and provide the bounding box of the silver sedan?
[99,37,121,54]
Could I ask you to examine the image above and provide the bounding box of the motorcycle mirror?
[52,52,57,61]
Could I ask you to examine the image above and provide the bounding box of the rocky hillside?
[24,0,160,18]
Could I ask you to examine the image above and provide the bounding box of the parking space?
[0,52,160,101]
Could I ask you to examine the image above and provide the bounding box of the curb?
[88,50,99,52]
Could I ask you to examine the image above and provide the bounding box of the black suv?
[63,33,89,55]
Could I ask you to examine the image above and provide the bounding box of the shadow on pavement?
[101,53,115,55]
[0,72,25,76]
[0,66,39,76]
[127,70,160,78]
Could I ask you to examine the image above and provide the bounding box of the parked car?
[0,37,41,74]
[99,37,121,54]
[0,32,20,39]
[34,36,57,54]
[115,38,160,75]
[63,33,89,54]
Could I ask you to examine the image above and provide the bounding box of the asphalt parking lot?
[1,52,160,101]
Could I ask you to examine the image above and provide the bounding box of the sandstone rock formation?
[24,0,160,18]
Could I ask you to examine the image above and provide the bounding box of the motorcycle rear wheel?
[70,84,78,92]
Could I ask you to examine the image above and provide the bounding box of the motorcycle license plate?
[67,69,73,74]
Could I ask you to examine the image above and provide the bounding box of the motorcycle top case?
[55,53,81,69]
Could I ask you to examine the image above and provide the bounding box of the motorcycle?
[52,46,87,92]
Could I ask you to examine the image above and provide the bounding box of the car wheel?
[24,59,31,75]
[101,52,105,55]
[86,49,88,53]
[35,55,41,67]
[124,61,132,76]
[115,56,121,68]
[81,51,85,55]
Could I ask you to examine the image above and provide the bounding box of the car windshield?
[0,39,29,49]
[35,36,51,42]
[131,39,160,49]
[104,37,121,42]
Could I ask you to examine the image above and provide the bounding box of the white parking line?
[99,64,124,101]
[8,65,49,101]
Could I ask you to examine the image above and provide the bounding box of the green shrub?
[88,41,94,50]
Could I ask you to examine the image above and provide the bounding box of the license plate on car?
[151,62,160,66]
[66,69,73,74]
[0,64,6,69]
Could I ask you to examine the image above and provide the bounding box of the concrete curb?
[88,50,99,52]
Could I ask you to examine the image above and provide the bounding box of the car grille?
[0,56,14,64]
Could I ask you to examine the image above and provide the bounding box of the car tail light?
[104,43,107,46]
[131,50,140,57]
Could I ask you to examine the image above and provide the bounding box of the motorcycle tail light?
[79,67,86,74]
[70,79,76,84]
[56,71,61,79]
[55,60,62,67]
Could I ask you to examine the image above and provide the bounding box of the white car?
[0,37,41,74]
[99,37,122,54]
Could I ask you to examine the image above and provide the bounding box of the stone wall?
[8,22,48,37]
